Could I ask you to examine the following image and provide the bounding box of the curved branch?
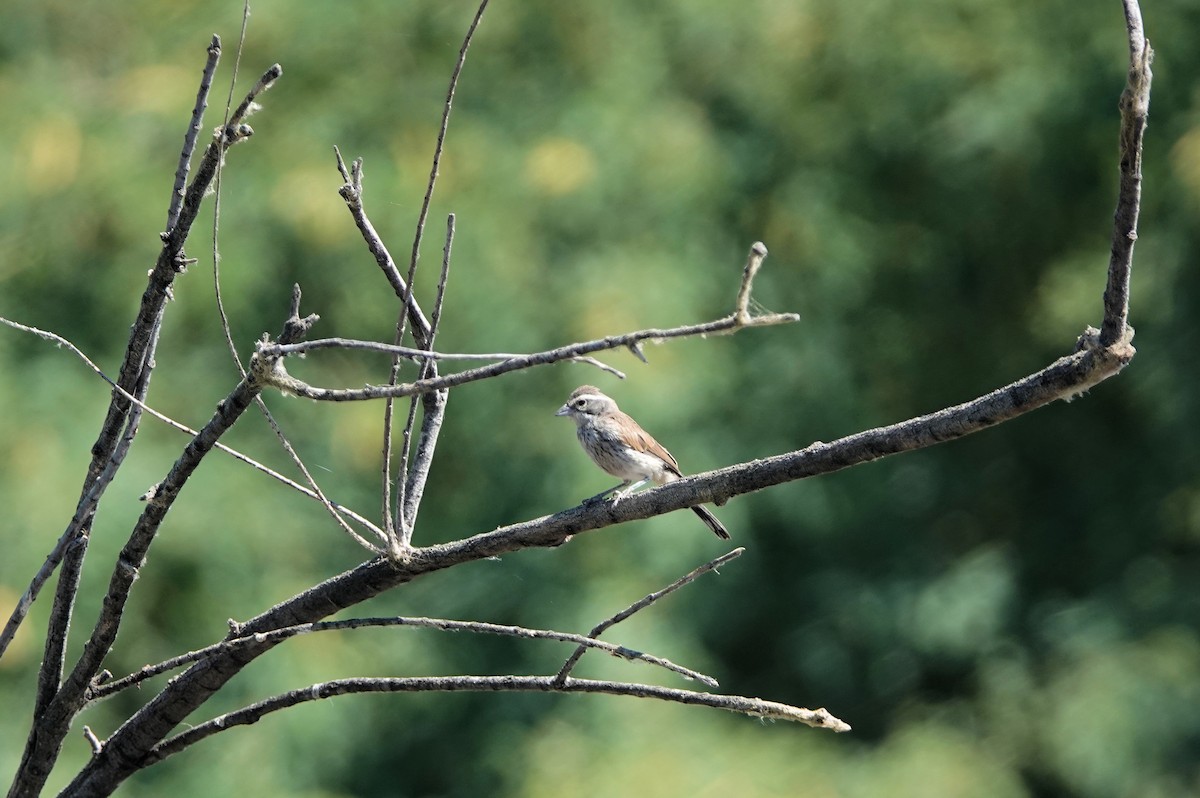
[91,615,716,701]
[140,675,848,766]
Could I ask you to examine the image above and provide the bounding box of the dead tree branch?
[1,2,1152,795]
[1101,0,1152,346]
[140,675,847,768]
[554,549,744,685]
[5,60,285,798]
[248,241,797,402]
[91,614,718,702]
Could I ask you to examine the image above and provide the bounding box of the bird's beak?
[555,404,570,417]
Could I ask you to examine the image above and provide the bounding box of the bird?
[555,385,730,539]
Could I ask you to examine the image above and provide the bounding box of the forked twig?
[386,0,488,547]
[252,242,797,402]
[6,54,285,798]
[398,215,456,542]
[0,316,387,658]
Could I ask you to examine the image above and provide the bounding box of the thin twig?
[225,63,281,135]
[142,675,848,765]
[395,216,458,512]
[335,157,432,344]
[253,241,798,401]
[211,0,256,376]
[554,549,744,685]
[398,215,456,542]
[206,35,371,553]
[166,35,221,233]
[263,337,618,361]
[255,313,798,401]
[389,0,488,544]
[249,289,383,553]
[332,153,431,550]
[0,317,386,548]
[262,339,629,378]
[403,0,489,324]
[734,242,769,324]
[1100,0,1152,347]
[82,726,103,757]
[91,614,715,701]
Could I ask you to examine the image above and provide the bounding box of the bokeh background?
[2,1,1198,796]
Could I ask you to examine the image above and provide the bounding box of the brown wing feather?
[619,411,682,474]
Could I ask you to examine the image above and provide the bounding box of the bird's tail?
[691,505,730,540]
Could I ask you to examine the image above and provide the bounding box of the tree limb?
[91,614,716,702]
[249,241,798,402]
[138,675,847,769]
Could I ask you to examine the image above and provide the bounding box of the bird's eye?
[573,399,585,409]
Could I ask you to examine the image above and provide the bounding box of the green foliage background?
[2,1,1198,796]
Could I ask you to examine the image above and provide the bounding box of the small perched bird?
[555,385,730,539]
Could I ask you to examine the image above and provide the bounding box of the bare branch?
[82,727,103,757]
[46,5,1153,794]
[6,48,285,798]
[64,282,320,714]
[92,615,715,701]
[166,35,221,233]
[555,549,744,685]
[64,327,1125,794]
[259,339,629,379]
[263,337,615,362]
[140,675,848,766]
[404,0,489,306]
[333,152,438,549]
[0,314,387,548]
[224,63,281,134]
[336,156,433,344]
[734,242,769,325]
[1100,0,1152,346]
[398,214,457,542]
[254,288,383,553]
[390,0,488,545]
[251,243,799,402]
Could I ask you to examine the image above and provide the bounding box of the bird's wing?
[623,413,682,473]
